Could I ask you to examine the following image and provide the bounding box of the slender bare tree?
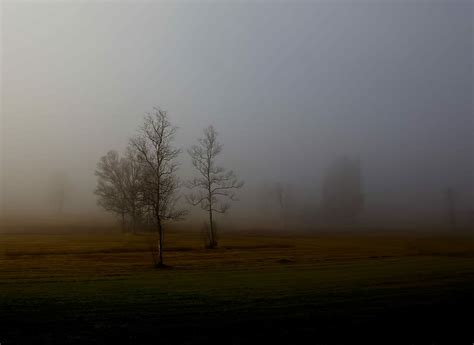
[130,108,186,267]
[187,125,243,248]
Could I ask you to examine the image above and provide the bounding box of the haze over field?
[1,1,472,228]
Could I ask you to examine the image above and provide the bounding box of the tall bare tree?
[130,108,186,267]
[187,125,243,248]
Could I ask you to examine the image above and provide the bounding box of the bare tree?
[49,171,71,214]
[187,125,243,248]
[94,150,129,231]
[261,182,291,230]
[95,149,144,233]
[273,182,291,231]
[130,108,186,267]
[122,146,145,234]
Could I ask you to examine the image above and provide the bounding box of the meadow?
[1,229,474,344]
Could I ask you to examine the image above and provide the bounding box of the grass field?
[1,230,474,344]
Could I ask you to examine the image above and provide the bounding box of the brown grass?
[1,229,473,284]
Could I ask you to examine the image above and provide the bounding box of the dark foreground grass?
[1,231,474,344]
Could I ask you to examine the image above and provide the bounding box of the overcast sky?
[1,0,472,227]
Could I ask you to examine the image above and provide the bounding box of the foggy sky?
[1,0,473,227]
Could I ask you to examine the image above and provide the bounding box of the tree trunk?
[208,208,216,248]
[157,218,164,267]
[131,207,137,235]
[121,212,126,233]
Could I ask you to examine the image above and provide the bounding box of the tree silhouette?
[130,108,186,267]
[187,125,243,248]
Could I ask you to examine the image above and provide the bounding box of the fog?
[1,0,472,229]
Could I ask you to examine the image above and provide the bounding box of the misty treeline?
[94,108,243,266]
[259,157,364,230]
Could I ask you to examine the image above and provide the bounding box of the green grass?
[1,231,474,344]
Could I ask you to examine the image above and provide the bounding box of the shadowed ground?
[1,230,473,344]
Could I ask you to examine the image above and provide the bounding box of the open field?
[1,230,474,344]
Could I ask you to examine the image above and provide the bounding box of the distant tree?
[130,108,186,267]
[321,156,364,225]
[273,182,291,231]
[49,171,71,214]
[121,147,146,233]
[261,182,291,230]
[95,150,129,231]
[94,149,144,233]
[187,125,243,248]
